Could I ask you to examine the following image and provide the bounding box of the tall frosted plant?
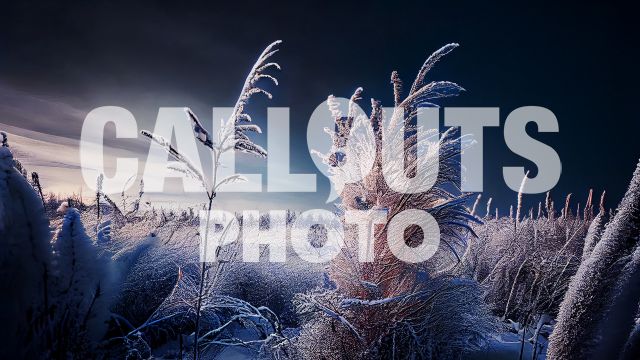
[548,159,640,359]
[96,173,103,226]
[291,44,493,359]
[0,134,52,358]
[51,208,115,356]
[140,40,281,359]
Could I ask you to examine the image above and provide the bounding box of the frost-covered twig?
[31,172,45,208]
[140,130,207,190]
[1,131,8,147]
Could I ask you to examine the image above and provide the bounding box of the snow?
[465,330,548,360]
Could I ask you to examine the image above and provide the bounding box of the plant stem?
[193,194,214,360]
[519,313,530,360]
[193,149,219,360]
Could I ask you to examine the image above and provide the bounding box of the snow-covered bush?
[49,207,116,357]
[102,208,290,358]
[0,138,53,358]
[210,212,325,327]
[548,159,640,359]
[287,276,492,360]
[462,190,595,325]
[278,44,495,359]
[109,223,188,325]
[622,317,640,360]
[220,251,325,327]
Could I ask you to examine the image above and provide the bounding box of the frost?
[282,44,495,360]
[0,143,52,358]
[548,160,640,359]
[138,41,280,360]
[52,208,116,347]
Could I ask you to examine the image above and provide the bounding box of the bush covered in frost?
[274,44,496,360]
[462,190,595,325]
[0,138,52,359]
[548,160,640,359]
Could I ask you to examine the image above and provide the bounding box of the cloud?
[0,83,87,137]
[0,122,122,195]
[0,82,326,209]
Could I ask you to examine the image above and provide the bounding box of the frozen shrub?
[220,251,325,327]
[281,44,495,359]
[289,277,493,359]
[548,159,640,359]
[50,207,116,356]
[104,214,285,357]
[592,236,640,358]
[462,190,594,325]
[110,232,182,331]
[0,141,53,358]
[622,316,640,360]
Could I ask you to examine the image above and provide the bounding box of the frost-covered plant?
[140,40,281,359]
[148,276,285,358]
[31,171,45,208]
[548,159,640,360]
[0,137,52,359]
[106,224,286,358]
[462,189,594,327]
[581,191,608,262]
[50,207,116,357]
[622,315,640,360]
[103,193,124,219]
[126,179,145,217]
[96,173,104,224]
[285,44,494,359]
[220,246,325,327]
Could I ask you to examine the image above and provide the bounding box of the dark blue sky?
[1,0,638,212]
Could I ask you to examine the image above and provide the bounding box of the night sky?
[1,0,638,212]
